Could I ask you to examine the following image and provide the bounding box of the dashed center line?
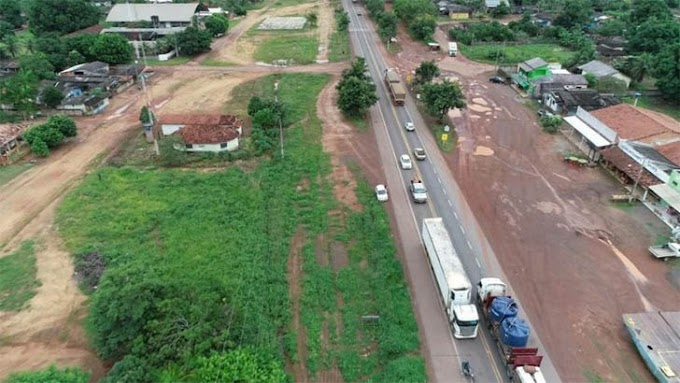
[467,240,473,250]
[447,199,453,207]
[475,257,482,268]
[459,225,466,234]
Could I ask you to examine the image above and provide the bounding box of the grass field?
[0,162,33,186]
[253,35,319,65]
[0,241,41,311]
[145,57,192,66]
[328,30,350,62]
[58,73,424,381]
[461,43,575,64]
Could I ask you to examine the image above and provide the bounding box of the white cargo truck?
[422,217,479,338]
[448,42,458,57]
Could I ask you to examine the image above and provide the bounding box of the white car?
[399,154,413,169]
[375,184,388,202]
[413,147,426,161]
[405,122,415,132]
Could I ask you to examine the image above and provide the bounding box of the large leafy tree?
[0,70,38,119]
[626,18,680,54]
[554,0,593,29]
[47,114,78,137]
[377,11,398,42]
[40,86,64,108]
[365,0,385,17]
[336,75,378,115]
[617,53,654,83]
[629,0,672,24]
[181,349,287,382]
[652,42,680,104]
[90,34,133,65]
[0,20,12,39]
[64,34,99,62]
[27,0,101,35]
[19,53,55,80]
[34,33,68,71]
[415,60,440,85]
[176,27,212,56]
[5,365,89,383]
[204,14,229,37]
[422,80,466,120]
[409,15,437,41]
[393,0,436,21]
[0,0,23,29]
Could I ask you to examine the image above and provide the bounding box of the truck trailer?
[422,218,479,339]
[384,68,406,105]
[477,278,546,381]
[448,42,458,57]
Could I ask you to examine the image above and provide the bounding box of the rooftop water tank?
[489,296,518,324]
[500,317,530,348]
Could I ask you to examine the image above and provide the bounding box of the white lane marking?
[447,199,453,207]
[437,176,442,184]
[475,257,481,268]
[433,167,437,174]
[453,211,459,219]
[459,225,466,234]
[467,240,473,250]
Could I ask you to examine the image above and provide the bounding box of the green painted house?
[512,57,551,92]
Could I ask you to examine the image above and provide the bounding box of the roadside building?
[543,89,620,115]
[578,60,631,88]
[596,37,626,58]
[532,12,555,27]
[485,0,509,8]
[447,4,472,19]
[562,106,618,161]
[0,124,31,165]
[103,3,207,42]
[532,73,588,98]
[160,114,244,153]
[512,57,550,92]
[590,103,676,145]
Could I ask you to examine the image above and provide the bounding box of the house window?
[220,143,228,148]
[185,144,192,149]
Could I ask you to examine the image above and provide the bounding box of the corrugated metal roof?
[564,116,612,148]
[650,184,680,212]
[578,60,618,77]
[106,3,200,23]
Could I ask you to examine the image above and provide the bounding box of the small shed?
[160,114,244,153]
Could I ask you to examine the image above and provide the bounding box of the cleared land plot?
[460,43,575,64]
[57,73,424,381]
[254,34,319,64]
[258,16,307,29]
[0,241,40,311]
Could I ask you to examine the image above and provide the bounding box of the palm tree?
[626,53,654,84]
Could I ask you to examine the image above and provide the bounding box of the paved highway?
[343,2,562,382]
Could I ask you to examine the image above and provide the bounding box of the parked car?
[404,122,415,132]
[375,184,388,202]
[489,76,506,84]
[413,147,426,161]
[409,179,428,203]
[537,109,554,118]
[399,154,413,169]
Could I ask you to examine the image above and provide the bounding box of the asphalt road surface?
[343,3,562,382]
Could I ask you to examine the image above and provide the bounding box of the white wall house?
[159,114,243,153]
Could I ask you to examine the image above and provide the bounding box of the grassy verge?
[0,241,41,311]
[254,35,319,65]
[461,43,575,64]
[0,162,33,186]
[271,0,316,7]
[200,58,237,66]
[145,57,192,66]
[58,73,424,380]
[347,114,368,131]
[431,123,455,152]
[328,30,350,62]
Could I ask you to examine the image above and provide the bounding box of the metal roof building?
[106,3,202,24]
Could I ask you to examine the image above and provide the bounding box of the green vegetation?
[460,43,575,64]
[58,73,424,381]
[254,35,318,64]
[271,0,315,8]
[430,124,455,152]
[201,58,237,66]
[584,369,605,383]
[328,31,350,62]
[145,57,192,66]
[0,241,41,311]
[624,97,680,122]
[0,162,33,186]
[5,365,89,383]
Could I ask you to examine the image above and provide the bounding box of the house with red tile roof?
[589,104,677,145]
[159,114,243,152]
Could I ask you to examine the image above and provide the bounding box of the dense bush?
[6,365,89,383]
[540,115,562,133]
[449,22,516,45]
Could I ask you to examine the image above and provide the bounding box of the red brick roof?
[0,124,30,147]
[600,146,660,188]
[657,141,680,167]
[590,104,669,141]
[159,114,243,128]
[178,124,239,144]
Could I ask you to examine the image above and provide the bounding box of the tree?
[306,11,318,28]
[64,34,98,62]
[618,53,654,83]
[0,70,38,118]
[377,11,398,42]
[540,115,562,133]
[422,80,466,120]
[66,50,86,68]
[204,14,229,36]
[630,0,672,24]
[19,53,55,80]
[0,20,14,39]
[415,60,440,85]
[6,365,89,383]
[182,349,286,383]
[554,0,593,28]
[336,76,378,115]
[343,57,371,80]
[492,2,511,18]
[393,0,437,21]
[41,86,64,108]
[626,18,680,54]
[27,0,100,35]
[47,115,77,137]
[409,15,437,41]
[3,33,17,58]
[91,34,133,65]
[365,0,385,18]
[34,33,68,71]
[0,0,23,29]
[176,27,212,56]
[335,8,350,32]
[652,42,680,104]
[30,138,49,157]
[139,106,155,125]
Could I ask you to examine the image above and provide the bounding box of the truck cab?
[477,277,507,307]
[452,304,479,338]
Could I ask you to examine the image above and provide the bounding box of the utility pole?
[274,80,284,159]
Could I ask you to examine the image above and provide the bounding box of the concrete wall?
[161,123,184,135]
[182,137,240,152]
[158,50,176,61]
